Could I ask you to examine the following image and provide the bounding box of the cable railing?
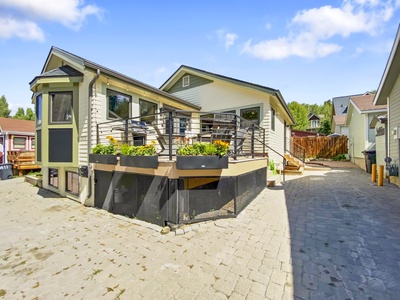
[95,110,267,161]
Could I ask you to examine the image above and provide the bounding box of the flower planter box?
[120,155,158,168]
[176,155,228,170]
[89,154,117,165]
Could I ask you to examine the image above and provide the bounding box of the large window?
[50,92,72,123]
[66,171,79,195]
[139,99,157,124]
[13,136,26,149]
[240,107,260,128]
[108,89,130,119]
[36,94,42,126]
[49,168,58,188]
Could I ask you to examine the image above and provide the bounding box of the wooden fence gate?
[292,136,348,159]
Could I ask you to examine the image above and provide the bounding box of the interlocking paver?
[1,162,400,299]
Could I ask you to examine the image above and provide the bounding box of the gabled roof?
[33,47,201,110]
[350,94,386,113]
[375,24,400,105]
[0,117,35,135]
[31,65,83,83]
[160,65,295,124]
[331,94,362,116]
[333,115,346,126]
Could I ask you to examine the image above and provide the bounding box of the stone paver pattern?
[1,162,400,299]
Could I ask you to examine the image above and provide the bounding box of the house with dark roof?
[346,93,386,170]
[374,24,400,186]
[306,113,323,133]
[0,117,36,164]
[331,94,362,137]
[160,65,295,165]
[30,47,288,226]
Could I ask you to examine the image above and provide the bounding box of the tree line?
[0,95,35,120]
[287,100,332,135]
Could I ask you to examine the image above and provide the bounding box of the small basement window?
[182,75,190,87]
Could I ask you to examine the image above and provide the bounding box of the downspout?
[86,69,100,200]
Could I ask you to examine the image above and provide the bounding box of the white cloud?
[216,29,238,49]
[0,0,103,41]
[0,17,44,41]
[243,0,398,60]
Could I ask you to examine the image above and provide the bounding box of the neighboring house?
[160,65,295,164]
[374,24,400,186]
[331,94,362,137]
[346,93,387,170]
[0,117,36,164]
[29,47,200,201]
[307,113,323,132]
[291,129,322,138]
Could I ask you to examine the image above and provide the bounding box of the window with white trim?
[13,136,27,149]
[182,75,190,87]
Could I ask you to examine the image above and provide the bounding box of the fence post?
[168,111,173,161]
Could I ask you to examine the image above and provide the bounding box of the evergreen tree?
[0,95,11,118]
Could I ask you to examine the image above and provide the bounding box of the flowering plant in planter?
[119,141,158,168]
[177,138,229,157]
[90,136,119,164]
[176,138,230,170]
[120,141,156,156]
[91,136,118,154]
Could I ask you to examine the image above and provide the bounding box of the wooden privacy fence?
[292,136,348,159]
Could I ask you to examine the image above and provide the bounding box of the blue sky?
[1,0,399,114]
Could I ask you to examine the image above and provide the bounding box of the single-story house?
[159,65,295,165]
[0,117,36,164]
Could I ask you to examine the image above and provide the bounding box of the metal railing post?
[168,111,173,161]
[251,123,255,159]
[233,115,238,160]
[263,128,265,157]
[124,119,129,144]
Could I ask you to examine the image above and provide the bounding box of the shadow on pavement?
[282,166,400,299]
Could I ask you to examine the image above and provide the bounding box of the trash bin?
[362,150,376,174]
[0,163,13,180]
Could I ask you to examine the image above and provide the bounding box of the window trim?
[240,106,260,127]
[107,88,131,120]
[66,171,79,196]
[12,136,27,150]
[49,91,73,124]
[182,75,190,87]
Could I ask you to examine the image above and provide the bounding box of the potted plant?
[119,141,158,168]
[89,136,118,165]
[176,139,230,169]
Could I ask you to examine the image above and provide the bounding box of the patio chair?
[152,123,185,155]
[198,113,235,144]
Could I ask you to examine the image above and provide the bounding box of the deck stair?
[283,154,304,175]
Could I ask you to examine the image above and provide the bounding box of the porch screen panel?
[49,128,73,162]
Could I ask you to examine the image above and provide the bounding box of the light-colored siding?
[389,73,400,166]
[375,128,386,167]
[171,81,287,159]
[172,81,267,113]
[348,108,365,162]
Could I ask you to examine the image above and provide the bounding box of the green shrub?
[333,153,347,161]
